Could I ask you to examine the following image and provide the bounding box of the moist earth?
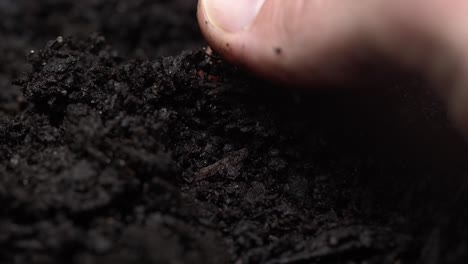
[1,1,468,264]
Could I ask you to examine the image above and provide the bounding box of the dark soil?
[1,1,468,263]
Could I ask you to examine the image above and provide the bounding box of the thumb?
[198,0,468,141]
[197,0,371,85]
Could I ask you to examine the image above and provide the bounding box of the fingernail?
[202,0,265,32]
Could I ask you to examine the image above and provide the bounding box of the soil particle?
[195,148,248,182]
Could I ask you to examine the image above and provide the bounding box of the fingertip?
[197,0,350,86]
[197,0,307,85]
[197,0,243,64]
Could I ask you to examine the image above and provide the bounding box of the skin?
[197,0,468,139]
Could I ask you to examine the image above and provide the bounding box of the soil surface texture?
[1,1,468,263]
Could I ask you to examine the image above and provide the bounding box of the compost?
[1,1,468,263]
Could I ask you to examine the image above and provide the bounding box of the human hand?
[197,0,468,138]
